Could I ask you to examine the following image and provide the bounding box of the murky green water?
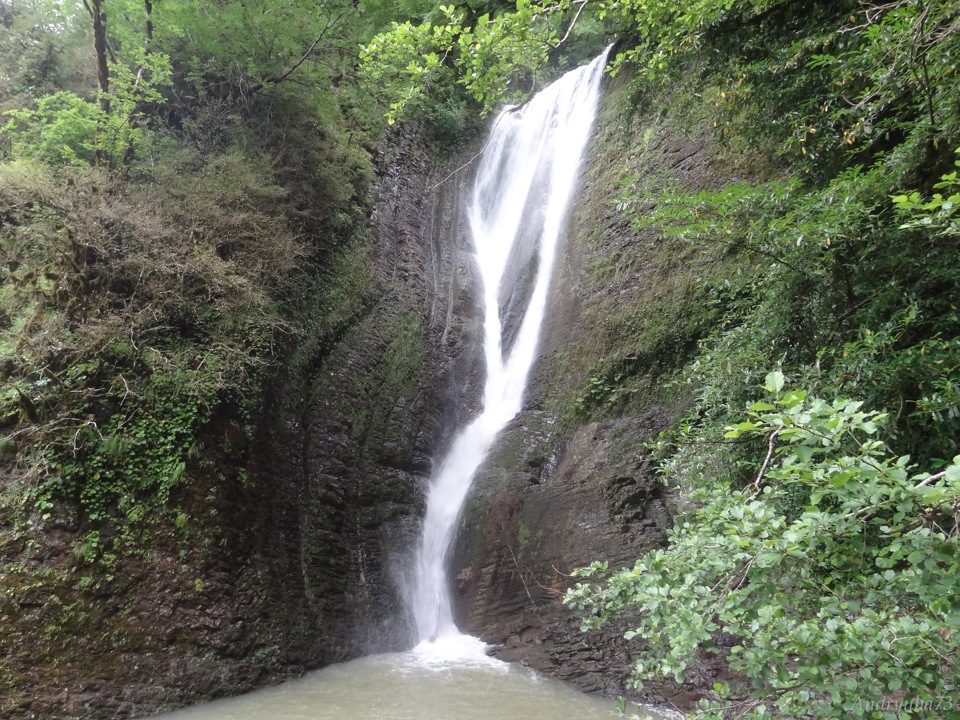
[152,637,672,720]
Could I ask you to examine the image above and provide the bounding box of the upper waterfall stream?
[411,47,610,646]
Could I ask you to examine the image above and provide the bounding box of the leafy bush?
[2,91,99,166]
[566,374,960,719]
[554,3,960,712]
[892,149,960,237]
[2,48,172,169]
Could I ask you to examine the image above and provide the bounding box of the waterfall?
[411,49,610,646]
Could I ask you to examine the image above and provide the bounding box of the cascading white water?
[411,49,610,646]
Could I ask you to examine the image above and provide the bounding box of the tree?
[357,0,797,121]
[150,0,368,106]
[0,0,91,99]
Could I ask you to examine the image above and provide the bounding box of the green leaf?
[792,445,816,462]
[829,469,856,488]
[765,370,785,393]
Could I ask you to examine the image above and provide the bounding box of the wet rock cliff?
[0,128,484,719]
[290,129,486,658]
[0,75,734,718]
[446,76,739,708]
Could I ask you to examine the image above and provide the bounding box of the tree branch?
[428,111,511,191]
[248,8,350,94]
[746,427,781,496]
[558,0,590,46]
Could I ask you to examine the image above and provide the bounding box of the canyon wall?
[1,75,736,718]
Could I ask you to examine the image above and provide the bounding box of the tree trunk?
[145,0,153,44]
[84,0,110,165]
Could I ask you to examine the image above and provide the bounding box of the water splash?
[410,49,610,647]
[409,633,509,670]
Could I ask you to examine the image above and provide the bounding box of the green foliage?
[152,0,367,102]
[0,0,385,710]
[38,377,210,529]
[567,114,960,707]
[573,368,638,417]
[1,0,379,169]
[802,1,958,147]
[0,0,91,99]
[596,0,783,78]
[892,149,960,236]
[0,152,301,533]
[2,91,99,165]
[357,0,439,34]
[618,145,960,462]
[517,517,530,544]
[360,0,960,198]
[814,307,960,461]
[0,0,384,545]
[2,49,172,167]
[359,0,559,122]
[543,84,751,427]
[359,13,461,125]
[548,3,960,712]
[566,380,960,719]
[358,0,847,120]
[99,48,173,158]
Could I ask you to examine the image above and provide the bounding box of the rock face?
[0,129,486,720]
[292,129,486,658]
[444,74,728,705]
[452,411,672,694]
[282,73,721,704]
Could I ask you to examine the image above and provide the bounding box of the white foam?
[408,632,509,671]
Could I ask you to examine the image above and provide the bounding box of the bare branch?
[248,7,352,93]
[558,0,590,46]
[746,427,781,497]
[428,111,512,191]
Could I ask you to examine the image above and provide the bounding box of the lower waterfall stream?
[152,51,673,720]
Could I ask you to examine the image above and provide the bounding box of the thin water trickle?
[411,48,611,646]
